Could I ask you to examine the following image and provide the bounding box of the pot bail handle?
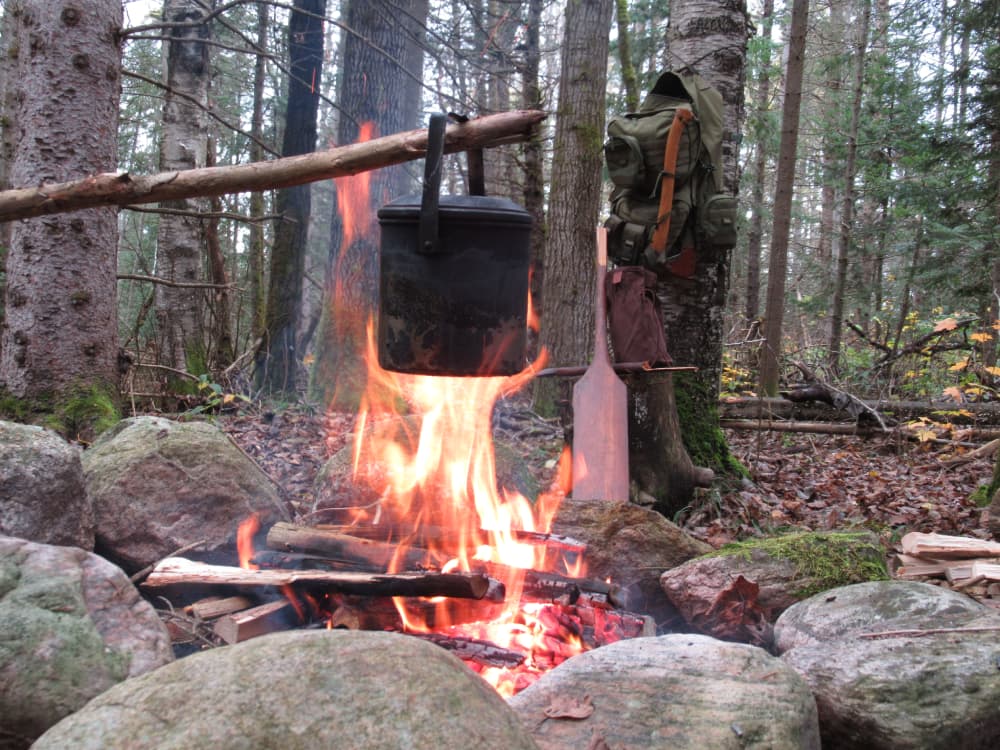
[419,113,447,255]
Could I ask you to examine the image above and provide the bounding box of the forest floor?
[219,402,995,550]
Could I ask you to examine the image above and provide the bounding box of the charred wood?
[142,557,491,599]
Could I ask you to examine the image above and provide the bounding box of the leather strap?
[650,107,695,256]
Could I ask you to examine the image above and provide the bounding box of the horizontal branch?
[118,273,234,289]
[0,110,546,223]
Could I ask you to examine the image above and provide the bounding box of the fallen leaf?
[970,332,994,343]
[543,694,595,720]
[949,359,968,371]
[942,386,965,403]
[934,317,958,332]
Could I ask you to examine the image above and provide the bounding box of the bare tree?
[533,0,614,414]
[255,0,327,397]
[759,0,810,396]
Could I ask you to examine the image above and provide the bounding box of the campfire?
[144,329,651,696]
[142,125,653,695]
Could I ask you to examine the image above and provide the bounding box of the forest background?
[0,0,997,520]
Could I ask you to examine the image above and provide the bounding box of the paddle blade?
[571,360,629,501]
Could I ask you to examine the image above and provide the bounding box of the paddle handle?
[593,228,610,365]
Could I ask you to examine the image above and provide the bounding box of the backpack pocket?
[698,193,738,248]
[604,135,645,191]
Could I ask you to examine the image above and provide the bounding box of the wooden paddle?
[571,228,629,501]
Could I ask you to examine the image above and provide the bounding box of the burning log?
[265,522,439,570]
[213,600,296,644]
[142,557,491,599]
[311,523,588,557]
[412,633,526,669]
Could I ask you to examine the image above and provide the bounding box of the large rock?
[0,420,92,549]
[660,531,888,644]
[33,629,539,750]
[773,579,996,653]
[777,581,1000,749]
[509,634,820,750]
[0,535,173,749]
[82,416,289,572]
[550,497,712,624]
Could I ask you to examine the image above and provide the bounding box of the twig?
[858,626,1000,639]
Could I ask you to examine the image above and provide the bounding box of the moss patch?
[674,374,747,478]
[0,383,119,442]
[708,530,889,598]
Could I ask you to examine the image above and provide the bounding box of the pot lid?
[378,194,532,225]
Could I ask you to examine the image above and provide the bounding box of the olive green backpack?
[604,71,737,277]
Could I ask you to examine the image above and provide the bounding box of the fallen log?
[142,557,491,599]
[719,419,876,436]
[0,110,546,222]
[719,396,1000,426]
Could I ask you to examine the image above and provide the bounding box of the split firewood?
[214,600,295,644]
[945,561,1000,585]
[900,532,1000,560]
[185,595,255,620]
[142,557,491,599]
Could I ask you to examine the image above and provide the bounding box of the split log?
[185,595,254,620]
[900,532,1000,559]
[945,561,1000,585]
[213,600,295,644]
[0,110,546,222]
[142,557,491,599]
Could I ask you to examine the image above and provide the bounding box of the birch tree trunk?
[0,0,122,408]
[533,0,614,415]
[657,0,750,472]
[153,0,211,377]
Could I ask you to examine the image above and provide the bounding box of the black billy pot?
[377,114,533,376]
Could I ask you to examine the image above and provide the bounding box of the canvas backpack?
[604,71,738,278]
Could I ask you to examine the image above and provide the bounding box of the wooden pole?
[0,110,546,222]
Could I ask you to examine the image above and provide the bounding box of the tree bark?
[0,0,122,402]
[629,0,750,515]
[0,111,546,222]
[153,0,211,378]
[533,0,614,417]
[255,0,327,397]
[247,1,269,344]
[759,0,809,396]
[308,0,431,410]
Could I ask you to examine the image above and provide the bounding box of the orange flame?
[334,121,376,250]
[236,514,260,570]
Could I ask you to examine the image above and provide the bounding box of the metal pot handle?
[419,113,446,255]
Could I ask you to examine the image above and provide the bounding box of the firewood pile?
[142,521,654,686]
[892,531,1000,606]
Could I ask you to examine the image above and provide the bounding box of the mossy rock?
[660,531,889,643]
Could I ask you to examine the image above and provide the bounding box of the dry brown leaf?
[543,693,595,720]
[934,317,958,332]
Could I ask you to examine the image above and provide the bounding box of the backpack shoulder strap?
[650,107,694,256]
